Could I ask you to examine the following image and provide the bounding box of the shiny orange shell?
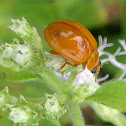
[44,20,99,71]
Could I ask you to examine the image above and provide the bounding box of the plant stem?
[67,69,78,89]
[40,67,85,126]
[65,98,85,126]
[40,67,67,94]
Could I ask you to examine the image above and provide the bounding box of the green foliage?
[86,81,126,111]
[90,102,126,126]
[0,66,39,82]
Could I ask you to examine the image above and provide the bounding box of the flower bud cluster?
[0,43,45,72]
[72,68,100,103]
[0,18,45,73]
[43,94,67,120]
[0,87,66,126]
[8,96,43,126]
[9,17,42,50]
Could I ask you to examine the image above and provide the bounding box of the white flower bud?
[0,87,9,114]
[0,87,17,115]
[72,67,95,86]
[12,45,31,66]
[0,43,45,72]
[43,94,67,120]
[9,17,42,50]
[72,67,100,103]
[8,96,42,126]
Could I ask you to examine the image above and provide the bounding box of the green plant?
[0,18,126,126]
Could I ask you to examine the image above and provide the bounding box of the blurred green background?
[0,0,126,125]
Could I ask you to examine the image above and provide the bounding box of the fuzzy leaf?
[86,81,126,111]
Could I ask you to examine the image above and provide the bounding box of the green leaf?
[0,66,39,82]
[86,81,126,111]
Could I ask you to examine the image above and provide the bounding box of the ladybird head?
[91,61,101,74]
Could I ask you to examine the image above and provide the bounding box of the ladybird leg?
[59,62,67,70]
[82,62,87,69]
[50,50,59,55]
[59,61,77,70]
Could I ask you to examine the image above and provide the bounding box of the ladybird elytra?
[54,20,97,49]
[44,20,100,73]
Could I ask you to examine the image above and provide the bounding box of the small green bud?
[43,94,67,120]
[8,96,43,126]
[0,43,45,72]
[0,87,18,115]
[0,87,9,115]
[72,84,100,103]
[72,68,100,103]
[9,17,42,50]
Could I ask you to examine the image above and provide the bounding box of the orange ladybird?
[44,20,101,74]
